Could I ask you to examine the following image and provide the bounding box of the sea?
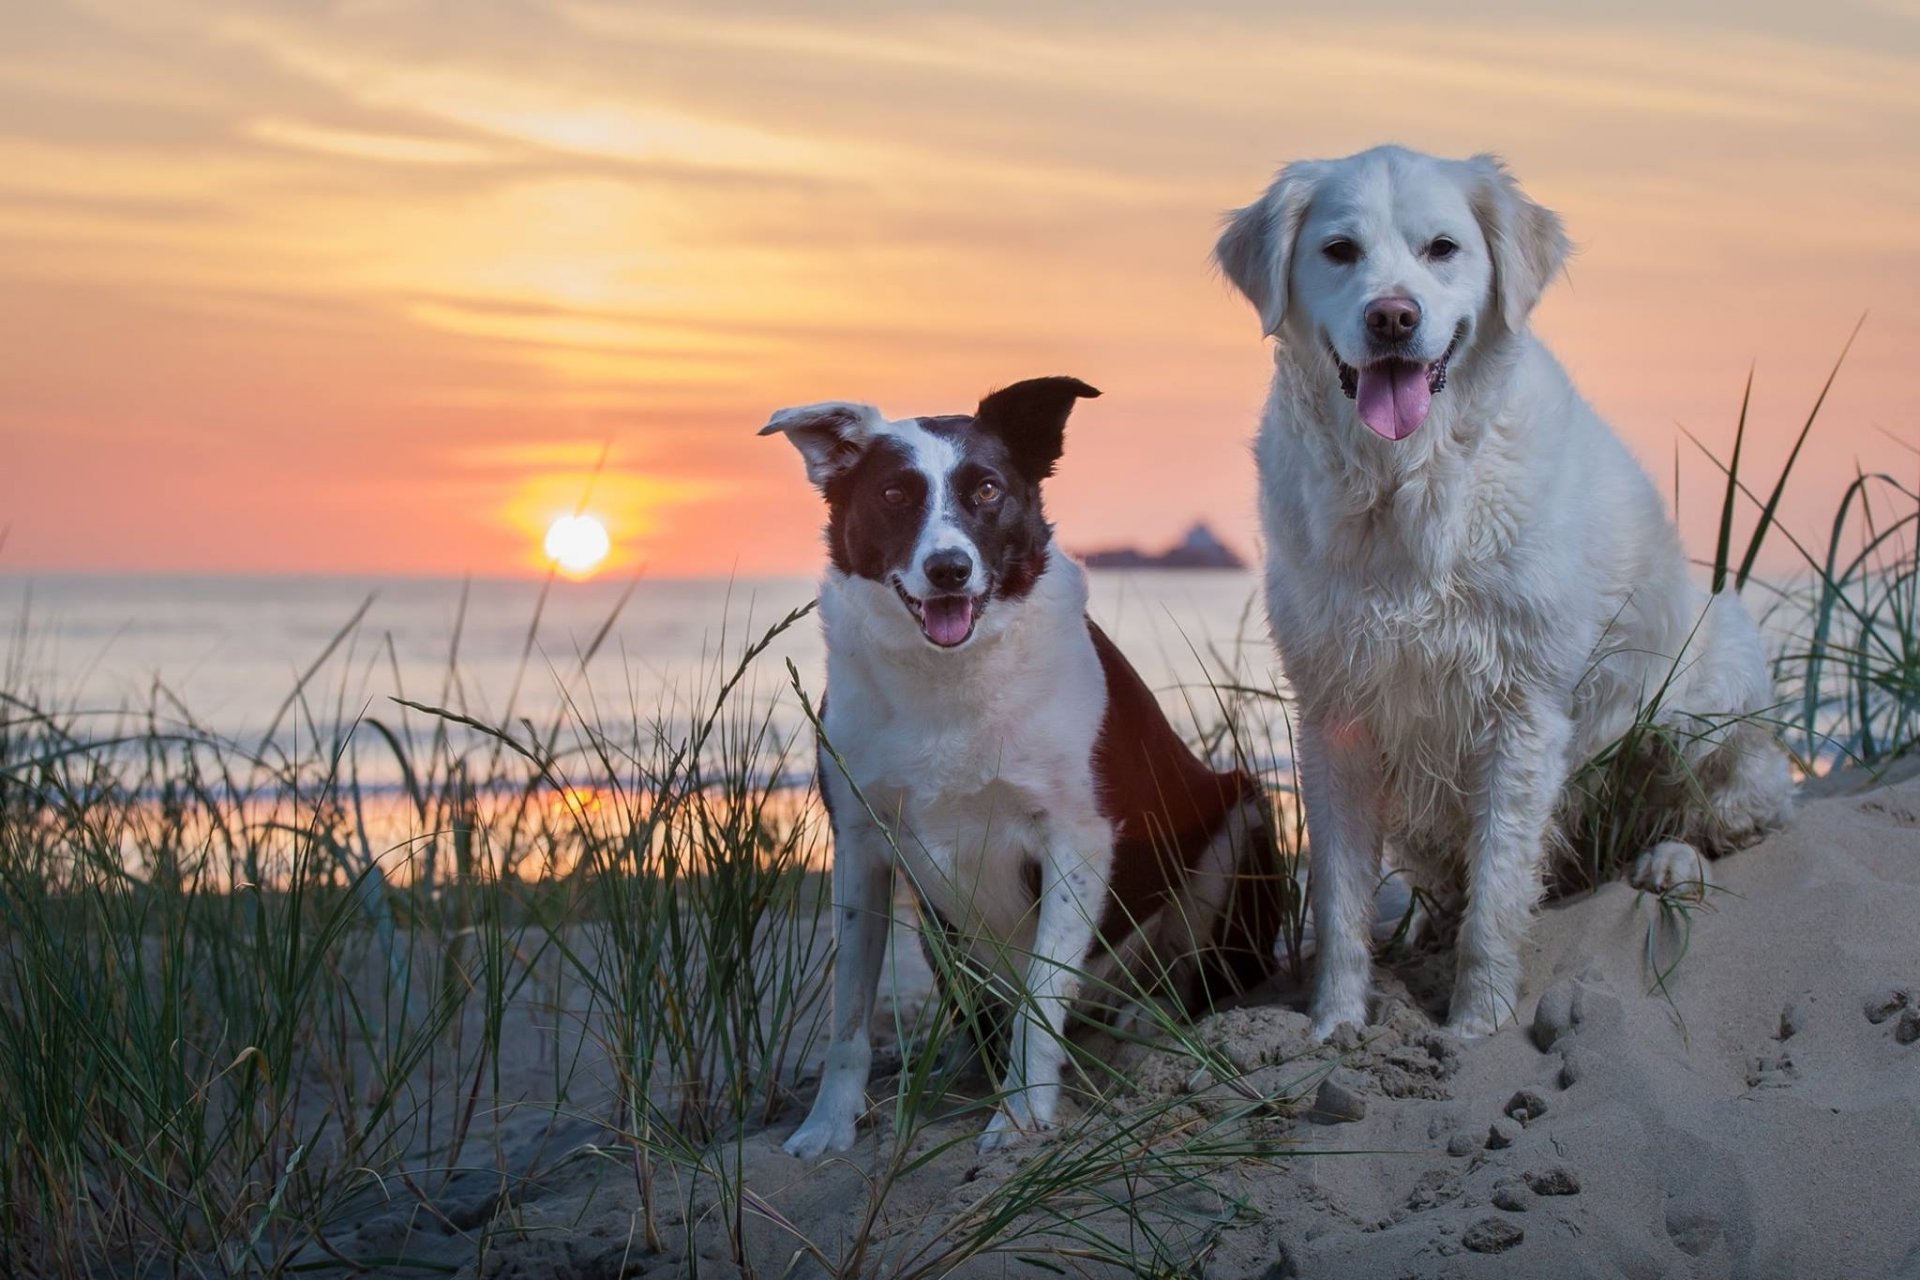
[2,571,1284,791]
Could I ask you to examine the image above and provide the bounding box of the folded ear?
[1213,161,1324,337]
[973,376,1101,481]
[1465,154,1570,333]
[757,401,889,488]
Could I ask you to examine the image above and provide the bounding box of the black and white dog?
[763,377,1281,1155]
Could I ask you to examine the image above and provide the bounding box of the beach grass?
[0,579,1310,1277]
[1,372,1915,1276]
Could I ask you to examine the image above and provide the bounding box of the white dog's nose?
[1365,296,1421,342]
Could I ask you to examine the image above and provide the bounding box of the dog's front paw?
[1447,958,1520,1039]
[1444,1008,1504,1039]
[783,1111,857,1160]
[1308,1014,1357,1042]
[977,1088,1057,1153]
[1631,840,1712,898]
[977,1108,1054,1154]
[1308,993,1369,1042]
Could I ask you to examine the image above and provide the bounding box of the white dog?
[764,378,1282,1156]
[1214,146,1792,1037]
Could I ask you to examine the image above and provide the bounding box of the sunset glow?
[544,514,611,578]
[1,2,1915,578]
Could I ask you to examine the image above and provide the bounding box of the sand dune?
[321,765,1920,1278]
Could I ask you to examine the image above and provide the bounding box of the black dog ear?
[973,377,1101,481]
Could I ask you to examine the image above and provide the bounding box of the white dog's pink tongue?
[922,596,975,647]
[1355,360,1432,441]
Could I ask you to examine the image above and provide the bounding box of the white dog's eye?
[1322,238,1360,265]
[882,484,910,507]
[1428,236,1459,261]
[973,479,1002,506]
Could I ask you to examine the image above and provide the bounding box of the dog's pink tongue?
[1355,360,1432,441]
[922,596,975,647]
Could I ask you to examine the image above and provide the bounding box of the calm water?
[2,571,1281,785]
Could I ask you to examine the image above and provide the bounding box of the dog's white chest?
[902,777,1047,953]
[817,559,1108,971]
[835,708,1054,961]
[823,665,1103,968]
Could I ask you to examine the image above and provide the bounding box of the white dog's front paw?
[783,1110,857,1159]
[977,1111,1053,1153]
[1632,840,1713,898]
[1444,1007,1504,1039]
[1309,973,1370,1041]
[1308,1001,1367,1042]
[977,1089,1056,1153]
[1448,959,1519,1039]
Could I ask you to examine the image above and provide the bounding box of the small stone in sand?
[1531,977,1580,1051]
[1491,1183,1532,1212]
[1447,1131,1480,1157]
[1864,988,1909,1024]
[1523,1166,1582,1196]
[1308,1077,1367,1124]
[1504,1088,1550,1125]
[1486,1117,1522,1149]
[1556,1047,1590,1090]
[1896,1009,1920,1046]
[1462,1217,1525,1253]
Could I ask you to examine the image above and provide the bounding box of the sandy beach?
[285,762,1920,1279]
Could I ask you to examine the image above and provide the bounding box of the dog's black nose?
[924,550,973,593]
[1365,296,1422,342]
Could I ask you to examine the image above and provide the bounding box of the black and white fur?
[763,378,1278,1156]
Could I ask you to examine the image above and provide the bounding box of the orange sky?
[2,1,1916,580]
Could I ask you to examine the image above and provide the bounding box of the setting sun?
[544,514,611,577]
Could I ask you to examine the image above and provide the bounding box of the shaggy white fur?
[1215,146,1792,1038]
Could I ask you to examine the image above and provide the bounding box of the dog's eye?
[1322,238,1360,265]
[882,484,910,507]
[1428,236,1459,261]
[973,480,1002,506]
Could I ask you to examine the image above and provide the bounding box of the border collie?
[763,377,1281,1155]
[1213,147,1792,1039]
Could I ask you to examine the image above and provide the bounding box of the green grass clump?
[1567,331,1917,888]
[0,582,1310,1278]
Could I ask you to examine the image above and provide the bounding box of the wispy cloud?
[245,117,506,166]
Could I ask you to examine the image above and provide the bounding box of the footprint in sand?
[1857,798,1919,826]
[1863,987,1919,1043]
[1746,1051,1797,1087]
[1863,987,1909,1023]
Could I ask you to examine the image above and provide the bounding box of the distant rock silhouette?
[1081,522,1246,570]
